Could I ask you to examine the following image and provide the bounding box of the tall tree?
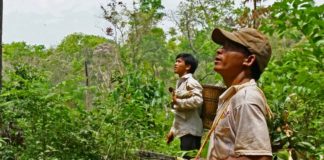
[0,0,3,91]
[101,0,165,67]
[238,0,270,28]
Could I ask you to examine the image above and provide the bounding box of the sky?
[3,0,323,47]
[3,0,180,47]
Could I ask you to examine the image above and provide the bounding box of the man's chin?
[214,68,225,76]
[213,67,221,72]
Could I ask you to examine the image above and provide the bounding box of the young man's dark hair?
[176,53,198,74]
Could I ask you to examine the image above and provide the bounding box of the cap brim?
[211,28,244,46]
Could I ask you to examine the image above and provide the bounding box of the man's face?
[214,40,248,77]
[174,57,189,77]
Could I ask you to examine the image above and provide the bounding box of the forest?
[0,0,323,159]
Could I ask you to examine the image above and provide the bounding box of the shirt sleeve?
[233,103,272,156]
[174,79,203,111]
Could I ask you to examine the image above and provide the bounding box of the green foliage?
[0,62,171,159]
[171,0,237,84]
[1,0,323,159]
[178,0,235,31]
[3,42,48,59]
[261,47,323,159]
[0,64,96,159]
[56,33,108,54]
[91,69,171,159]
[139,0,165,20]
[3,42,51,73]
[47,33,109,85]
[259,0,324,159]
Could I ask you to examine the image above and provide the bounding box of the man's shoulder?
[187,76,199,82]
[230,85,270,116]
[231,85,264,106]
[186,76,202,88]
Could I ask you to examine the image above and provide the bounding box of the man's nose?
[216,48,223,55]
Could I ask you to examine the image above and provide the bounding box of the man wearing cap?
[207,28,273,160]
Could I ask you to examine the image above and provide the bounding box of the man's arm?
[232,103,272,158]
[173,79,203,110]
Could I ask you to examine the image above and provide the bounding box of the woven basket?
[202,85,226,129]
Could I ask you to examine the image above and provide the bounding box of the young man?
[207,28,273,160]
[167,53,204,159]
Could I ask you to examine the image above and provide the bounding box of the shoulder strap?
[195,85,272,159]
[255,87,273,119]
[194,90,235,160]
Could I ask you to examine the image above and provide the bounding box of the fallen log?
[137,150,176,160]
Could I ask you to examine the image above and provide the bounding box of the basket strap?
[256,87,273,119]
[194,90,235,160]
[195,86,272,159]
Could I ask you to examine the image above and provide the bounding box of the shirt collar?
[176,73,192,88]
[219,79,257,102]
[180,73,192,80]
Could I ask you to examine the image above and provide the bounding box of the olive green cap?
[212,28,272,73]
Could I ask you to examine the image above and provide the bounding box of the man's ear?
[185,64,191,72]
[243,54,256,67]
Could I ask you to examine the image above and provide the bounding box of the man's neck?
[223,71,252,88]
[178,72,189,78]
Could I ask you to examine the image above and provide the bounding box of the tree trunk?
[137,150,176,160]
[85,59,91,110]
[253,0,257,28]
[0,0,3,91]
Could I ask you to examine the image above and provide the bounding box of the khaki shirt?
[207,79,272,159]
[170,73,204,137]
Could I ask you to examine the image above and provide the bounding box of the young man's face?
[174,57,190,77]
[214,40,248,77]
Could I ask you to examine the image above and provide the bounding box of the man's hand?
[169,87,177,107]
[172,91,177,105]
[166,132,174,144]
